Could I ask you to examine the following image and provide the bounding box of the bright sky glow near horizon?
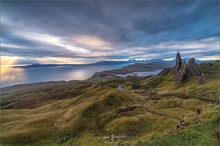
[1,1,219,66]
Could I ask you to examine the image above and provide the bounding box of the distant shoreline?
[0,62,169,93]
[1,60,215,89]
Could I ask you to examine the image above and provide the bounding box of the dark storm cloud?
[1,1,219,63]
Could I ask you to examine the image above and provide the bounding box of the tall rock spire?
[171,52,182,74]
[176,52,182,71]
[170,52,202,82]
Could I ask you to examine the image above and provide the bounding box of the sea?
[1,64,161,88]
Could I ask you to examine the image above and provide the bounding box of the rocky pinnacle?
[171,52,201,81]
[176,52,182,70]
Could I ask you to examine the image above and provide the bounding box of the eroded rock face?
[171,52,182,74]
[159,68,171,76]
[176,52,182,70]
[177,59,187,81]
[187,58,202,76]
[170,52,201,81]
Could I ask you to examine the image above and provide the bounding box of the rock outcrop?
[197,73,208,84]
[171,52,182,74]
[170,52,201,81]
[176,52,182,71]
[177,59,187,81]
[187,58,202,76]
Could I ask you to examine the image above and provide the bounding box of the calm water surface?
[1,64,128,87]
[1,64,161,88]
[133,70,162,77]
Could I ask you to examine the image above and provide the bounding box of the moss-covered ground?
[0,61,219,146]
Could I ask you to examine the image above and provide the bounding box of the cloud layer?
[1,1,219,64]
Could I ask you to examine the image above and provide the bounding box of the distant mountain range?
[15,58,212,69]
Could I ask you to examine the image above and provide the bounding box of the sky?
[1,1,219,65]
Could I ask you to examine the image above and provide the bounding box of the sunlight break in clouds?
[16,31,90,54]
[1,1,219,64]
[1,56,20,67]
[1,43,27,49]
[0,56,24,81]
[72,35,112,51]
[37,57,87,64]
[197,56,220,61]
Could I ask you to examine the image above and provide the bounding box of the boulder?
[197,73,208,84]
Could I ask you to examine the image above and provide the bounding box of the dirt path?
[143,106,181,120]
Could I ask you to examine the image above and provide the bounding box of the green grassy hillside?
[198,61,219,75]
[0,61,219,146]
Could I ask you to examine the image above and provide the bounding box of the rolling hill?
[0,58,219,146]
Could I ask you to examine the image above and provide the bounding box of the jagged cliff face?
[171,52,201,81]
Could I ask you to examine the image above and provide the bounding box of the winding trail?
[143,106,181,120]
